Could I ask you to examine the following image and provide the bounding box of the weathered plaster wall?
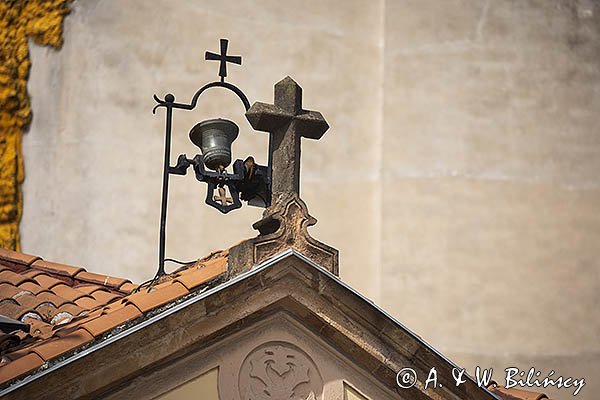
[0,0,69,250]
[21,1,599,399]
[381,1,600,399]
[23,0,383,298]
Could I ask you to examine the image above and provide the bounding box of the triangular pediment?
[4,250,495,400]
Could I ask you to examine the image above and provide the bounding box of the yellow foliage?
[0,0,69,250]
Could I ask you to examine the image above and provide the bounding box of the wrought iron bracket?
[169,154,269,214]
[152,38,268,278]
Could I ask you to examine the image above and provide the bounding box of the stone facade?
[19,1,600,399]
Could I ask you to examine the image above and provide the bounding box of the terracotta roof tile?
[26,319,54,338]
[0,248,40,269]
[13,294,50,310]
[0,283,25,299]
[80,304,141,337]
[74,271,130,290]
[90,290,121,306]
[0,300,29,320]
[0,270,31,286]
[73,296,103,310]
[32,274,65,289]
[16,281,47,296]
[50,284,88,303]
[19,270,44,280]
[30,329,93,361]
[0,353,44,383]
[118,282,137,294]
[35,304,60,321]
[73,284,107,295]
[28,291,72,308]
[4,346,33,362]
[100,299,128,313]
[174,258,227,291]
[31,260,84,278]
[0,248,227,387]
[56,303,86,316]
[126,281,188,313]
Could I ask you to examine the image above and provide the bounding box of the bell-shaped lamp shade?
[189,118,239,171]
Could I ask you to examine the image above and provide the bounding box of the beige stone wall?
[381,2,600,399]
[21,1,599,399]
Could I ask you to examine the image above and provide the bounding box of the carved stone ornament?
[253,192,338,273]
[238,341,323,400]
[228,76,338,276]
[228,192,339,276]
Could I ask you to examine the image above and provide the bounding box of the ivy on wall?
[0,0,69,250]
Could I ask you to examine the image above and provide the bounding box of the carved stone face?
[238,341,323,400]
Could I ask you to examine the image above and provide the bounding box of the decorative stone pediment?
[14,251,494,400]
[146,313,393,400]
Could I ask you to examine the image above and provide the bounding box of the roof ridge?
[0,248,133,295]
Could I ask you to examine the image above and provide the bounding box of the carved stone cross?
[229,77,338,277]
[245,76,329,197]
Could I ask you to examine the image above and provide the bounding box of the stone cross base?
[229,192,339,276]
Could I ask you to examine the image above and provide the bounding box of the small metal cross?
[214,186,234,206]
[205,38,242,82]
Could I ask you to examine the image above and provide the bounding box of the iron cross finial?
[205,39,242,82]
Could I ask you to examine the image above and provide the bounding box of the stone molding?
[229,192,339,277]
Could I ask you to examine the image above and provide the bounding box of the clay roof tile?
[0,300,29,321]
[56,303,86,318]
[80,304,141,337]
[32,274,65,290]
[74,296,103,310]
[30,329,93,361]
[117,282,137,294]
[174,258,227,291]
[72,284,107,295]
[126,281,188,313]
[50,284,89,303]
[74,271,130,290]
[29,291,72,309]
[17,281,48,295]
[0,270,31,287]
[13,294,49,311]
[30,260,84,278]
[90,290,121,306]
[0,248,40,269]
[0,283,25,299]
[26,319,54,338]
[0,248,226,387]
[0,352,44,383]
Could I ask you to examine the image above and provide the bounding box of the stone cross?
[245,76,329,197]
[230,77,338,277]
